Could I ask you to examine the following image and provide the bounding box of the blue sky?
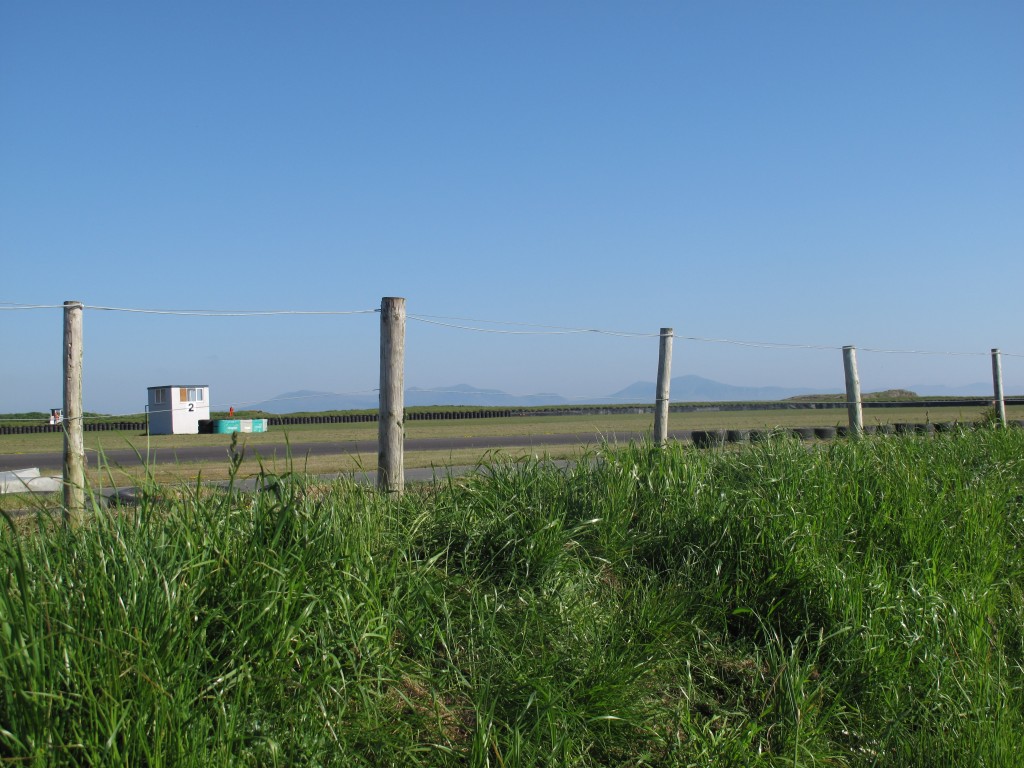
[2,2,1022,414]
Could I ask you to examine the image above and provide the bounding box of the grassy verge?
[3,427,1023,765]
[86,444,589,487]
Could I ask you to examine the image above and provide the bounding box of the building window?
[154,389,165,405]
[186,388,203,402]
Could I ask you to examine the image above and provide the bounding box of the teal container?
[212,419,269,434]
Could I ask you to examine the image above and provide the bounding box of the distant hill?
[247,385,569,413]
[786,389,920,403]
[609,375,828,403]
[253,375,813,414]
[246,377,1007,414]
[405,385,569,408]
[245,390,379,413]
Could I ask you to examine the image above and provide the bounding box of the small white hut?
[147,385,210,435]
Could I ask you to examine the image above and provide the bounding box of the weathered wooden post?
[63,300,85,523]
[378,297,406,493]
[991,348,1006,427]
[653,327,673,446]
[843,345,863,437]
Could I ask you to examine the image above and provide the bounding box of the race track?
[0,430,687,473]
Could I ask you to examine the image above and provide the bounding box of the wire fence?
[1,300,1021,423]
[7,297,1024,505]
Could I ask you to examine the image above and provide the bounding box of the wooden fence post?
[63,300,85,523]
[843,345,863,437]
[992,348,1006,427]
[378,297,406,493]
[653,328,673,446]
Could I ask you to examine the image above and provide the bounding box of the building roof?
[147,385,209,390]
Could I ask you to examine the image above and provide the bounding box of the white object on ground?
[0,468,63,494]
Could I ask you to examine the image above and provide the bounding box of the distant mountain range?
[246,375,1002,414]
[248,385,570,413]
[608,377,824,403]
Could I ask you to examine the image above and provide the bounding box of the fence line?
[2,300,1020,357]
[86,306,379,317]
[409,315,659,338]
[0,303,67,310]
[3,297,1021,501]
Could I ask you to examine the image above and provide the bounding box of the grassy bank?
[2,428,1023,766]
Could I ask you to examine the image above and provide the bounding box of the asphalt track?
[0,430,691,473]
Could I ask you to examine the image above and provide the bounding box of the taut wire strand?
[0,303,65,310]
[859,346,988,356]
[2,301,1020,357]
[674,334,841,351]
[409,314,659,337]
[84,305,378,316]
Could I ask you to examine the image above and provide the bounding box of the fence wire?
[2,301,1019,356]
[2,301,1021,419]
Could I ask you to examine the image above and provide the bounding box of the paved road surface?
[0,430,686,473]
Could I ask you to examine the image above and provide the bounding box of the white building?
[147,385,210,435]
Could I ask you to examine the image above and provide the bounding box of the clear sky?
[2,2,1022,414]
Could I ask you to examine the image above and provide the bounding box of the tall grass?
[2,427,1023,766]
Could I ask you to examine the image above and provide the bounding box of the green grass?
[2,427,1023,765]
